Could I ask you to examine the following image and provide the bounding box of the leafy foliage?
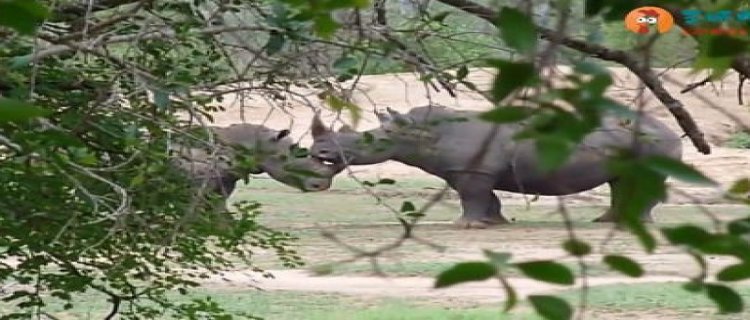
[493,7,539,55]
[0,0,322,318]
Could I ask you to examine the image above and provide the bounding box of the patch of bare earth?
[201,67,750,304]
[203,269,684,304]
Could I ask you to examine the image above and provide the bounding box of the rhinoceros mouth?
[313,155,340,166]
[312,155,348,174]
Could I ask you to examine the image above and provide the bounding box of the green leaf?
[324,94,361,127]
[313,14,340,38]
[480,106,535,123]
[562,239,591,256]
[642,156,715,185]
[662,226,750,259]
[515,260,574,285]
[434,262,497,288]
[698,235,750,259]
[333,56,358,71]
[377,178,396,185]
[727,218,750,235]
[603,255,643,277]
[597,98,637,119]
[661,226,713,247]
[400,201,416,213]
[705,283,744,314]
[584,0,638,21]
[431,11,451,24]
[265,31,286,55]
[483,249,512,269]
[0,0,49,35]
[488,60,536,103]
[716,264,750,282]
[701,36,749,58]
[694,36,749,80]
[9,54,32,68]
[694,55,734,80]
[607,158,664,253]
[574,61,610,77]
[729,178,750,194]
[576,62,613,97]
[494,7,538,55]
[0,98,50,122]
[456,65,469,80]
[405,211,425,219]
[528,295,573,320]
[683,280,704,292]
[153,90,171,110]
[535,136,573,172]
[584,0,606,16]
[629,222,657,254]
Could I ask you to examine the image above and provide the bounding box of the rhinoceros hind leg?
[449,172,509,229]
[593,180,659,223]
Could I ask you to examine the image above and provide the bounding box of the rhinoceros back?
[400,106,523,175]
[398,106,682,193]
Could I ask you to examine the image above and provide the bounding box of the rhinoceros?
[309,105,683,228]
[172,123,336,218]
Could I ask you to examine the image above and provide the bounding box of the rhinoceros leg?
[593,180,659,223]
[449,172,510,228]
[204,173,239,231]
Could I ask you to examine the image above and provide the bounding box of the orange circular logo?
[625,6,674,34]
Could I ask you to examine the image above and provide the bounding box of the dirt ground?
[204,67,750,316]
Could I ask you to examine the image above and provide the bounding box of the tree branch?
[51,0,148,21]
[30,25,273,62]
[435,0,712,154]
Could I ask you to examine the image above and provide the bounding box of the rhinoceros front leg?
[203,174,238,231]
[593,180,659,223]
[448,172,510,229]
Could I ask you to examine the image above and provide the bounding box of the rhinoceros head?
[181,124,337,192]
[310,109,411,168]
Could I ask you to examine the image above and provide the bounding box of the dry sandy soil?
[202,67,750,315]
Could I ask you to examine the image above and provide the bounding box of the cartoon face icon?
[625,6,674,34]
[635,9,660,33]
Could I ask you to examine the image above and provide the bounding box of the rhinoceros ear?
[386,107,412,126]
[311,113,329,138]
[272,129,291,142]
[375,110,391,124]
[338,124,355,133]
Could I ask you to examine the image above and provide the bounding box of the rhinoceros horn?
[311,113,330,137]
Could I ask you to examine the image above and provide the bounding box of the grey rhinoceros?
[172,123,336,217]
[309,105,683,228]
